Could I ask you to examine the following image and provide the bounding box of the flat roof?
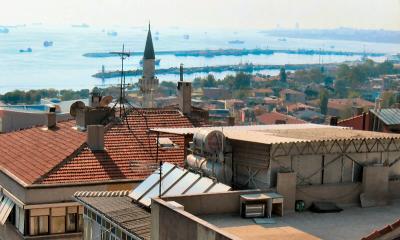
[152,124,400,145]
[200,201,400,240]
[75,191,151,240]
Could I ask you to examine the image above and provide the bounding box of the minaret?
[139,23,159,108]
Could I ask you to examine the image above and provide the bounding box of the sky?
[1,0,400,30]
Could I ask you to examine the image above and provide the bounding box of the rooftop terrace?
[201,200,400,240]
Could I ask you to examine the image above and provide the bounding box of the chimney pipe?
[330,116,338,126]
[87,125,105,151]
[179,63,184,81]
[177,81,192,115]
[47,112,57,129]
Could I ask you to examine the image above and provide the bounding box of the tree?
[279,67,287,83]
[381,91,396,108]
[334,79,347,98]
[320,89,329,115]
[233,72,251,89]
[203,74,217,88]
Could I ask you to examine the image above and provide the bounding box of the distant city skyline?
[1,0,400,30]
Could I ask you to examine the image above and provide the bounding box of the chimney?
[180,63,184,81]
[87,125,104,151]
[330,116,338,126]
[76,107,115,130]
[90,91,102,107]
[177,81,192,115]
[275,119,286,124]
[374,97,382,112]
[47,112,57,129]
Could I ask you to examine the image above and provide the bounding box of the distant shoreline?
[93,63,336,79]
[83,48,385,59]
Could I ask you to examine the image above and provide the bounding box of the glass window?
[78,214,84,232]
[50,216,65,234]
[66,213,77,232]
[29,216,49,236]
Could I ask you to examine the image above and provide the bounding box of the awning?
[0,193,15,224]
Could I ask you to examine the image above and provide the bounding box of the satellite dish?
[70,101,86,117]
[99,96,113,107]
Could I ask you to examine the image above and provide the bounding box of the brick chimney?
[47,112,57,129]
[87,125,105,151]
[177,81,192,115]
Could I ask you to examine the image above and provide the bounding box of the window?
[66,206,79,232]
[29,216,49,235]
[78,214,84,231]
[29,208,50,236]
[66,213,77,232]
[50,207,66,234]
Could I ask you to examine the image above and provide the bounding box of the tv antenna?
[110,44,131,117]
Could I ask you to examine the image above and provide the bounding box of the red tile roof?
[0,108,199,186]
[39,109,195,184]
[0,120,86,185]
[362,219,400,240]
[338,114,367,130]
[256,111,306,125]
[328,98,375,110]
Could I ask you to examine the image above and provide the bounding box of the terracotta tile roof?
[0,120,86,185]
[256,111,306,125]
[328,98,375,110]
[362,219,400,240]
[39,109,195,184]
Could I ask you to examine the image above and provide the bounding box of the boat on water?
[278,38,287,42]
[0,27,9,33]
[107,31,118,37]
[388,53,400,63]
[71,24,89,28]
[183,34,190,40]
[43,41,53,47]
[228,40,245,44]
[140,58,161,65]
[19,48,32,53]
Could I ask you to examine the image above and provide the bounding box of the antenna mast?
[110,44,131,117]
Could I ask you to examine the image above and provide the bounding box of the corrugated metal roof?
[370,109,400,126]
[152,124,400,145]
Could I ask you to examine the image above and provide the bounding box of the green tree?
[233,72,251,89]
[319,89,329,115]
[334,80,347,98]
[279,67,287,83]
[203,74,217,88]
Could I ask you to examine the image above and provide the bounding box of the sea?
[0,25,399,94]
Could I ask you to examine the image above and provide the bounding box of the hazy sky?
[1,0,400,30]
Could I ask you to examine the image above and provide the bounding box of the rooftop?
[153,123,400,145]
[370,108,400,126]
[256,111,306,125]
[328,98,375,109]
[75,191,151,240]
[0,108,198,186]
[201,201,400,240]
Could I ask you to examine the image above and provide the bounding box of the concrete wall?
[0,222,82,240]
[0,168,137,205]
[162,190,263,216]
[296,182,362,208]
[152,198,240,240]
[0,110,71,133]
[24,181,138,205]
[231,140,270,189]
[277,172,296,212]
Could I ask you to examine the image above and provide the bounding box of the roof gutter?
[26,178,141,189]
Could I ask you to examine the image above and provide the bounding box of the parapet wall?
[152,198,241,240]
[161,189,263,216]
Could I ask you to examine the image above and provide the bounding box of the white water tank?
[193,129,225,156]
